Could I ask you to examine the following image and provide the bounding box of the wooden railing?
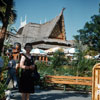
[45,75,92,86]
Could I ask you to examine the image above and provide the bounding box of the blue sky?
[14,0,100,40]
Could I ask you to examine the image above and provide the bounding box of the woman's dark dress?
[19,55,34,93]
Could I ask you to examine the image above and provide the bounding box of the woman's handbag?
[31,66,40,81]
[32,71,40,81]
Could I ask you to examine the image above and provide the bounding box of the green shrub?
[0,56,8,99]
[69,51,97,77]
[36,61,54,77]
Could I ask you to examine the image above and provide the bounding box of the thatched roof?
[9,9,74,49]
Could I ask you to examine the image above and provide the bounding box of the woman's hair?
[24,43,32,49]
[14,42,21,51]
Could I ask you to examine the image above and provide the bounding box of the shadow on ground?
[11,88,91,100]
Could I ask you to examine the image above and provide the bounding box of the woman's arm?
[20,56,29,69]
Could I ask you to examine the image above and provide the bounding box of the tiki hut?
[9,9,74,49]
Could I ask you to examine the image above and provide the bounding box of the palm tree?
[0,0,17,55]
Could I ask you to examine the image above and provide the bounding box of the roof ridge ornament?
[59,8,66,16]
[19,15,27,28]
[61,8,66,14]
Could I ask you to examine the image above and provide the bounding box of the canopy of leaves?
[74,4,100,52]
[0,0,17,24]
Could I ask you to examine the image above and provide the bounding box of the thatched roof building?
[9,9,74,49]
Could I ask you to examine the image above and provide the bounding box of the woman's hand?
[29,65,35,70]
[25,66,29,69]
[24,65,35,70]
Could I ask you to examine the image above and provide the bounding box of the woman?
[12,42,22,86]
[19,43,35,100]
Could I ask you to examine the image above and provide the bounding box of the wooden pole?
[39,56,41,61]
[42,56,44,61]
[92,63,100,100]
[45,56,48,63]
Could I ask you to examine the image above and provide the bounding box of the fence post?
[64,84,67,91]
[92,63,100,100]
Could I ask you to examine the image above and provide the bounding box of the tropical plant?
[51,50,67,67]
[0,56,8,99]
[69,50,97,77]
[0,0,17,54]
[36,61,54,76]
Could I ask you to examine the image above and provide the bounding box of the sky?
[13,0,100,40]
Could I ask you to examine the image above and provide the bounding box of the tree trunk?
[0,0,12,55]
[0,26,7,55]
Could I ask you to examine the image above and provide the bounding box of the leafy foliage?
[0,0,17,24]
[36,49,96,77]
[36,61,54,77]
[0,0,17,54]
[69,50,97,77]
[0,56,8,99]
[51,50,67,68]
[74,4,100,53]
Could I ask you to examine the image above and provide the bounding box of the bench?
[45,75,92,90]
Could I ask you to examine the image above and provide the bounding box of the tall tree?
[0,0,16,55]
[74,4,100,53]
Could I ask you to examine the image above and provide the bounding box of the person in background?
[12,42,21,62]
[19,43,35,100]
[12,42,22,87]
[6,48,13,57]
[6,54,18,89]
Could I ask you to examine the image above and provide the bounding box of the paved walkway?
[10,87,91,100]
